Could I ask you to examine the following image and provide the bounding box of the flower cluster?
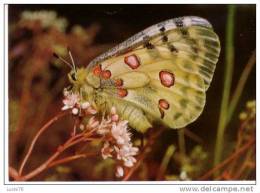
[61,90,97,116]
[99,107,139,178]
[179,170,191,181]
[61,90,139,178]
[238,100,256,139]
[21,10,68,32]
[239,100,256,121]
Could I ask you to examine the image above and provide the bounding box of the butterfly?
[63,16,220,133]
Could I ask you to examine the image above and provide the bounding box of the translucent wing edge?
[87,16,213,69]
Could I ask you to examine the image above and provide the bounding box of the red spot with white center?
[159,99,170,110]
[118,88,128,98]
[114,79,123,87]
[93,65,102,76]
[159,71,175,87]
[101,70,112,79]
[124,54,141,69]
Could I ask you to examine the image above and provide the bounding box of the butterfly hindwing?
[87,16,220,132]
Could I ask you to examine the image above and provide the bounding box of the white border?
[4,4,8,186]
[6,181,257,185]
[1,1,259,193]
[0,3,5,193]
[1,0,259,4]
[255,1,259,192]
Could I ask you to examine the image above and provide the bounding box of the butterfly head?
[54,50,93,87]
[68,68,87,86]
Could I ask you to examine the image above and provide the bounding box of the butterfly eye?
[71,73,77,81]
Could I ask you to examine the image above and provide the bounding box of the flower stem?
[156,145,175,180]
[226,50,256,124]
[18,111,70,176]
[200,138,254,180]
[214,5,236,169]
[178,128,186,157]
[17,132,95,181]
[47,153,96,168]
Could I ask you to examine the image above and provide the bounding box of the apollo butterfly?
[61,16,220,132]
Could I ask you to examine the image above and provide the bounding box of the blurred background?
[8,4,256,181]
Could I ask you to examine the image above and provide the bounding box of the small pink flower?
[124,159,134,167]
[115,166,124,178]
[81,102,90,109]
[85,106,97,115]
[115,144,138,163]
[87,117,100,129]
[101,142,113,159]
[62,92,80,110]
[96,117,112,135]
[123,156,137,167]
[84,106,139,178]
[111,121,130,145]
[111,114,119,122]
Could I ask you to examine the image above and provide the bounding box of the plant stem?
[20,150,62,181]
[200,138,254,180]
[178,128,186,157]
[18,111,69,176]
[184,128,203,144]
[227,50,256,124]
[229,116,253,172]
[156,145,175,180]
[47,153,96,168]
[214,5,236,168]
[9,167,20,180]
[233,149,253,179]
[17,133,95,181]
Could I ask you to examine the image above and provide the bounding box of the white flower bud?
[79,124,85,130]
[111,106,117,115]
[72,108,79,115]
[124,160,134,167]
[180,171,190,180]
[116,166,124,178]
[61,105,70,111]
[81,102,90,109]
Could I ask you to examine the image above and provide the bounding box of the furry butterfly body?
[68,16,220,133]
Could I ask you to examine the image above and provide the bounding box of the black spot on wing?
[174,112,182,120]
[180,28,189,36]
[144,42,155,49]
[175,18,184,27]
[143,35,155,49]
[168,44,178,53]
[180,99,188,108]
[162,35,168,42]
[143,35,150,41]
[159,26,166,32]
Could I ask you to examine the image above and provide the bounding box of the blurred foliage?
[8,5,255,181]
[9,100,20,132]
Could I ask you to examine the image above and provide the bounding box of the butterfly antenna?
[53,53,73,70]
[67,47,77,73]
